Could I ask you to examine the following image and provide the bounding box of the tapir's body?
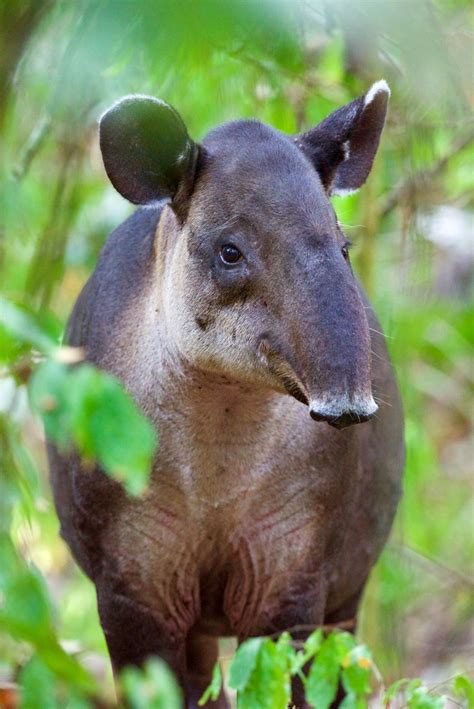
[49,84,404,708]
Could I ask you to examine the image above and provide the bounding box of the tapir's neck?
[139,333,289,501]
[148,330,284,444]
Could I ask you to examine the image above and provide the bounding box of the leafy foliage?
[0,0,472,706]
[200,631,470,708]
[384,679,447,709]
[30,359,157,495]
[0,534,95,696]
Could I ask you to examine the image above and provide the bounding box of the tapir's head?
[99,83,390,428]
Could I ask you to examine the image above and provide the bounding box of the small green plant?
[201,630,375,709]
[199,630,474,709]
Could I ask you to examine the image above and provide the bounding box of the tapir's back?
[66,206,163,354]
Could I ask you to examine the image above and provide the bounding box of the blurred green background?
[0,0,473,704]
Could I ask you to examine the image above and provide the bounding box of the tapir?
[48,80,404,708]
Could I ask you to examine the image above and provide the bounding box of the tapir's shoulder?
[66,204,163,352]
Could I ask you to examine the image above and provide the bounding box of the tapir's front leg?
[97,583,229,708]
[96,584,187,678]
[97,581,205,708]
[184,630,229,709]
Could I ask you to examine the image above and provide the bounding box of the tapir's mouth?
[258,339,308,404]
[258,339,378,430]
[258,338,377,429]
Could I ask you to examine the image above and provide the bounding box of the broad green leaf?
[64,693,94,709]
[68,364,157,495]
[454,675,474,708]
[19,656,58,709]
[305,634,341,709]
[30,361,158,495]
[0,297,57,355]
[0,534,53,643]
[121,658,182,709]
[198,663,222,705]
[228,637,265,691]
[333,632,357,663]
[29,360,72,448]
[303,629,324,662]
[237,637,292,709]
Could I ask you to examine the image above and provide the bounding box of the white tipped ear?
[296,80,390,196]
[364,79,391,107]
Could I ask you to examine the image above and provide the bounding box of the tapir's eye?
[341,241,352,261]
[220,244,243,265]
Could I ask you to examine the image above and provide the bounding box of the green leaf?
[406,685,446,709]
[68,364,157,495]
[339,694,368,709]
[300,629,324,666]
[384,678,446,709]
[454,675,474,708]
[64,691,94,709]
[121,658,182,709]
[198,663,222,705]
[228,637,265,691]
[341,645,373,698]
[384,678,420,703]
[29,360,72,448]
[29,361,158,496]
[0,297,57,355]
[0,533,53,643]
[236,637,292,709]
[305,634,341,709]
[333,632,357,662]
[19,656,58,709]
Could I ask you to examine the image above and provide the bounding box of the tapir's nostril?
[310,409,374,429]
[309,398,378,429]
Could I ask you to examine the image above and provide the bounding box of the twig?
[266,618,355,640]
[13,116,52,180]
[381,129,474,217]
[391,542,474,587]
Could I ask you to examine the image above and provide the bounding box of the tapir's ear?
[99,95,198,208]
[295,80,390,196]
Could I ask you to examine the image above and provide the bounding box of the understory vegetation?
[0,0,472,707]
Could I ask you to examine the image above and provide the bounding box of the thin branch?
[266,618,355,641]
[13,116,52,180]
[381,129,474,217]
[392,542,474,587]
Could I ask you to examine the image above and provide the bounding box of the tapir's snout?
[309,395,378,429]
[275,246,379,431]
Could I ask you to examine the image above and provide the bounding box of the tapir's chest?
[101,445,354,637]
